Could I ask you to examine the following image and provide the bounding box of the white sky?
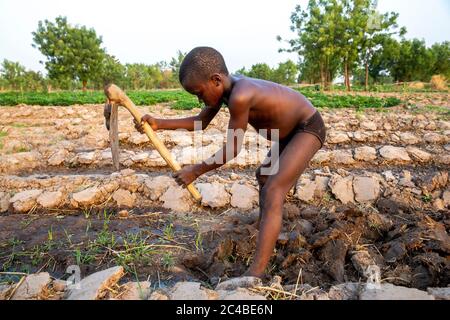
[0,0,449,73]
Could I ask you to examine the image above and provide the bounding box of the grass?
[0,89,402,110]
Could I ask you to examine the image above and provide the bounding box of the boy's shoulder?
[228,77,255,106]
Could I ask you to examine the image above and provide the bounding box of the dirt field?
[0,91,449,299]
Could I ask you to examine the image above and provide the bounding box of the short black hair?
[179,47,229,86]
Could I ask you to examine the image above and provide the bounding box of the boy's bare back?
[226,76,318,141]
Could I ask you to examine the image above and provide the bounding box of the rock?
[37,191,64,208]
[116,281,151,300]
[77,151,97,164]
[218,288,266,300]
[169,282,216,300]
[230,183,259,210]
[72,187,101,206]
[197,183,230,208]
[382,171,396,183]
[419,171,448,193]
[360,121,377,131]
[296,178,316,202]
[10,189,43,213]
[399,132,420,144]
[351,251,376,276]
[424,133,444,144]
[398,170,415,188]
[353,176,380,203]
[354,147,377,161]
[149,291,169,300]
[48,149,69,166]
[328,283,361,300]
[66,266,124,300]
[118,210,129,218]
[406,146,432,162]
[332,150,355,165]
[329,175,354,204]
[161,185,193,212]
[168,131,193,147]
[0,192,11,213]
[314,176,330,198]
[0,284,13,300]
[216,277,262,291]
[311,150,332,164]
[128,132,148,145]
[360,283,434,300]
[384,242,407,263]
[433,199,445,211]
[328,131,350,144]
[145,176,177,201]
[299,287,330,300]
[52,280,67,292]
[427,288,450,300]
[112,189,136,208]
[131,152,149,163]
[379,146,411,162]
[11,272,51,300]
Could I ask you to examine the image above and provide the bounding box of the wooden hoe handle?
[104,84,202,202]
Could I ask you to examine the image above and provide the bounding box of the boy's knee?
[260,182,286,205]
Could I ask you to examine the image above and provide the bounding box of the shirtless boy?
[135,47,326,278]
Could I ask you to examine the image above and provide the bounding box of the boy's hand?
[134,114,158,133]
[173,165,200,186]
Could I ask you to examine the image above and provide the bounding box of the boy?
[135,47,326,278]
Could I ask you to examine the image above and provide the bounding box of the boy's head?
[179,47,229,107]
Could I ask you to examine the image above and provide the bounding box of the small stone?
[116,282,151,300]
[218,288,266,300]
[311,150,332,164]
[169,282,214,300]
[66,266,124,300]
[37,191,64,208]
[77,151,97,164]
[399,132,420,144]
[360,121,377,131]
[48,149,69,166]
[328,131,350,144]
[382,170,396,182]
[149,291,169,300]
[10,189,43,213]
[443,190,450,207]
[354,147,377,161]
[427,288,450,300]
[161,185,193,212]
[296,178,316,202]
[112,189,136,208]
[384,242,407,263]
[353,176,380,203]
[118,210,129,218]
[197,183,230,208]
[328,283,361,300]
[230,183,259,210]
[72,187,101,206]
[424,133,444,144]
[329,175,354,204]
[398,170,415,188]
[360,283,434,300]
[215,277,262,291]
[128,132,148,145]
[332,150,355,165]
[406,146,432,162]
[145,176,177,201]
[379,146,411,162]
[11,272,51,300]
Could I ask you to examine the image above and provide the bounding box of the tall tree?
[0,59,26,91]
[32,16,106,90]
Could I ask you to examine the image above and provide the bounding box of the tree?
[272,60,299,84]
[246,63,273,80]
[95,54,126,88]
[0,59,26,91]
[169,50,186,84]
[430,42,450,78]
[279,0,344,89]
[32,16,106,91]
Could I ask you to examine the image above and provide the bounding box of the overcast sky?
[0,0,449,73]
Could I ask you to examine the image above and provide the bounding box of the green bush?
[0,89,401,110]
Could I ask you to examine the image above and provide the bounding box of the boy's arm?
[173,96,250,186]
[138,106,220,132]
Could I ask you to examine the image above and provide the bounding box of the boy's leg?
[254,141,288,229]
[246,131,322,278]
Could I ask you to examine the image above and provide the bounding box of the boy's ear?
[210,74,222,87]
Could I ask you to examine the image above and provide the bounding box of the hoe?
[103,84,202,202]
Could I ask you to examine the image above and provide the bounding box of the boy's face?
[182,74,224,108]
